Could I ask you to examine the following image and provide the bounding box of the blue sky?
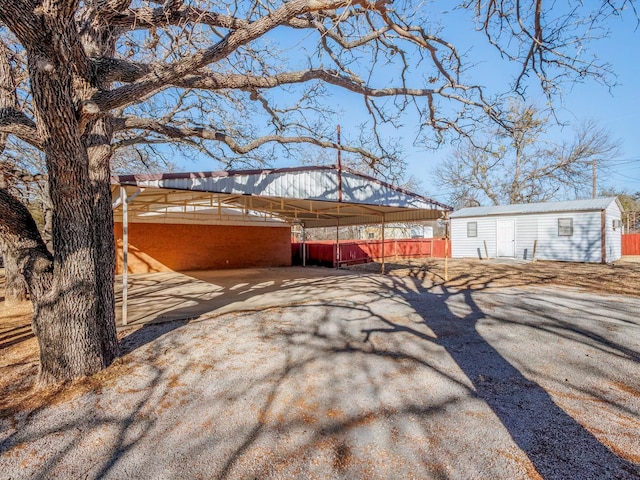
[393,8,640,200]
[183,5,639,200]
[562,14,640,195]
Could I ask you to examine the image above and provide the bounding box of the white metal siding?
[535,211,602,262]
[515,216,538,260]
[450,198,623,263]
[452,210,611,262]
[451,217,497,258]
[605,202,622,262]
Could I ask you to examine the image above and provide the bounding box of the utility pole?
[337,124,342,203]
[592,159,597,199]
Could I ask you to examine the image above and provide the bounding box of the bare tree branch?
[435,102,621,206]
[0,108,41,149]
[114,115,382,162]
[92,0,355,111]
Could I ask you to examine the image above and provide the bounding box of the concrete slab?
[114,266,377,326]
[618,255,640,263]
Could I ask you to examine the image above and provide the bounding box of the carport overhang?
[111,165,451,228]
[111,166,451,326]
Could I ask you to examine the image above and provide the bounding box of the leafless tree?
[435,102,621,207]
[0,135,173,304]
[0,0,636,383]
[601,189,640,232]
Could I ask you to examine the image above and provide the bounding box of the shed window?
[467,221,478,237]
[558,218,573,236]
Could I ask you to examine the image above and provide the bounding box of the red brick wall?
[114,223,291,273]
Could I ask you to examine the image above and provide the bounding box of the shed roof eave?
[449,197,620,219]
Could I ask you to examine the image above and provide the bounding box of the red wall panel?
[622,233,640,255]
[292,238,451,267]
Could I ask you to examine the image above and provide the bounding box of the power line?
[611,171,640,181]
[607,157,640,165]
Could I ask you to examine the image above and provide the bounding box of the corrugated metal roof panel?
[112,166,451,228]
[114,166,450,211]
[450,198,620,218]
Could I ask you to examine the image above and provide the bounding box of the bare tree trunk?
[81,11,121,363]
[41,183,53,251]
[0,187,110,384]
[14,13,118,384]
[0,240,29,304]
[0,2,121,384]
[86,116,120,362]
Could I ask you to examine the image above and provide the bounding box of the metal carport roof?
[110,165,451,326]
[111,165,451,228]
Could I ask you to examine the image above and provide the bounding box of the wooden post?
[532,240,538,261]
[483,240,489,260]
[444,236,449,282]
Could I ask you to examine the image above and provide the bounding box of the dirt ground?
[1,259,639,479]
[1,258,640,415]
[350,256,640,297]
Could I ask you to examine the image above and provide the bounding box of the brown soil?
[1,259,638,418]
[0,297,139,418]
[348,257,640,297]
[0,267,140,417]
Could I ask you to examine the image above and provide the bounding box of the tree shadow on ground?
[119,319,190,354]
[374,274,640,479]
[0,301,34,351]
[113,267,367,327]
[2,266,639,479]
[0,323,34,349]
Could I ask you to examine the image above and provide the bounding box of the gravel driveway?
[1,270,639,479]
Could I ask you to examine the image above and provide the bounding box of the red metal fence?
[622,233,640,255]
[292,238,451,267]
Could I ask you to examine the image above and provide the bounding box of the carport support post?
[121,186,129,326]
[335,221,340,268]
[381,215,386,274]
[444,212,449,282]
[302,225,307,267]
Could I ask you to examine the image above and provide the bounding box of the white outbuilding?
[450,197,624,263]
